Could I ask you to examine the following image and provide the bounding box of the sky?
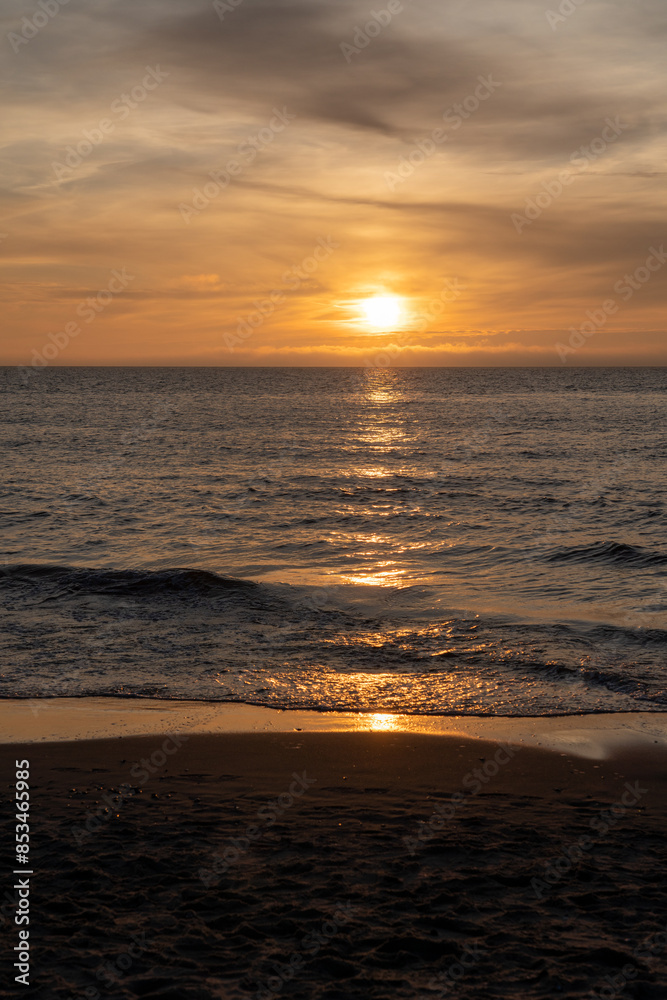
[1,0,666,367]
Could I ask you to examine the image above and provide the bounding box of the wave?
[544,540,667,569]
[0,563,257,597]
[1,562,666,715]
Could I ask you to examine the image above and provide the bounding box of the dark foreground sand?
[2,732,667,1000]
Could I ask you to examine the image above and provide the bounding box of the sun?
[362,295,403,330]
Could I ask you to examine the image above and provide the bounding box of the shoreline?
[3,697,667,759]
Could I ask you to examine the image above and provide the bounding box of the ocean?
[1,366,665,715]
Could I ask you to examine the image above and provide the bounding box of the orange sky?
[2,0,666,367]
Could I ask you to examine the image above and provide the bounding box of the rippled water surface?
[1,366,665,714]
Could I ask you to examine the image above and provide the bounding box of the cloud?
[1,0,665,364]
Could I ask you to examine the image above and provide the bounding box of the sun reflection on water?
[333,373,414,586]
[343,567,403,585]
[355,465,391,478]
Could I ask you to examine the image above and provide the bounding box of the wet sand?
[1,721,667,999]
[3,697,667,757]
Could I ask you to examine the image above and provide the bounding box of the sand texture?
[1,732,666,999]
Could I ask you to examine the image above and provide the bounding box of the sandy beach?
[2,704,667,999]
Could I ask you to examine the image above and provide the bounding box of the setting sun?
[362,295,404,330]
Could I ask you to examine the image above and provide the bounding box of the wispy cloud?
[1,0,665,364]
